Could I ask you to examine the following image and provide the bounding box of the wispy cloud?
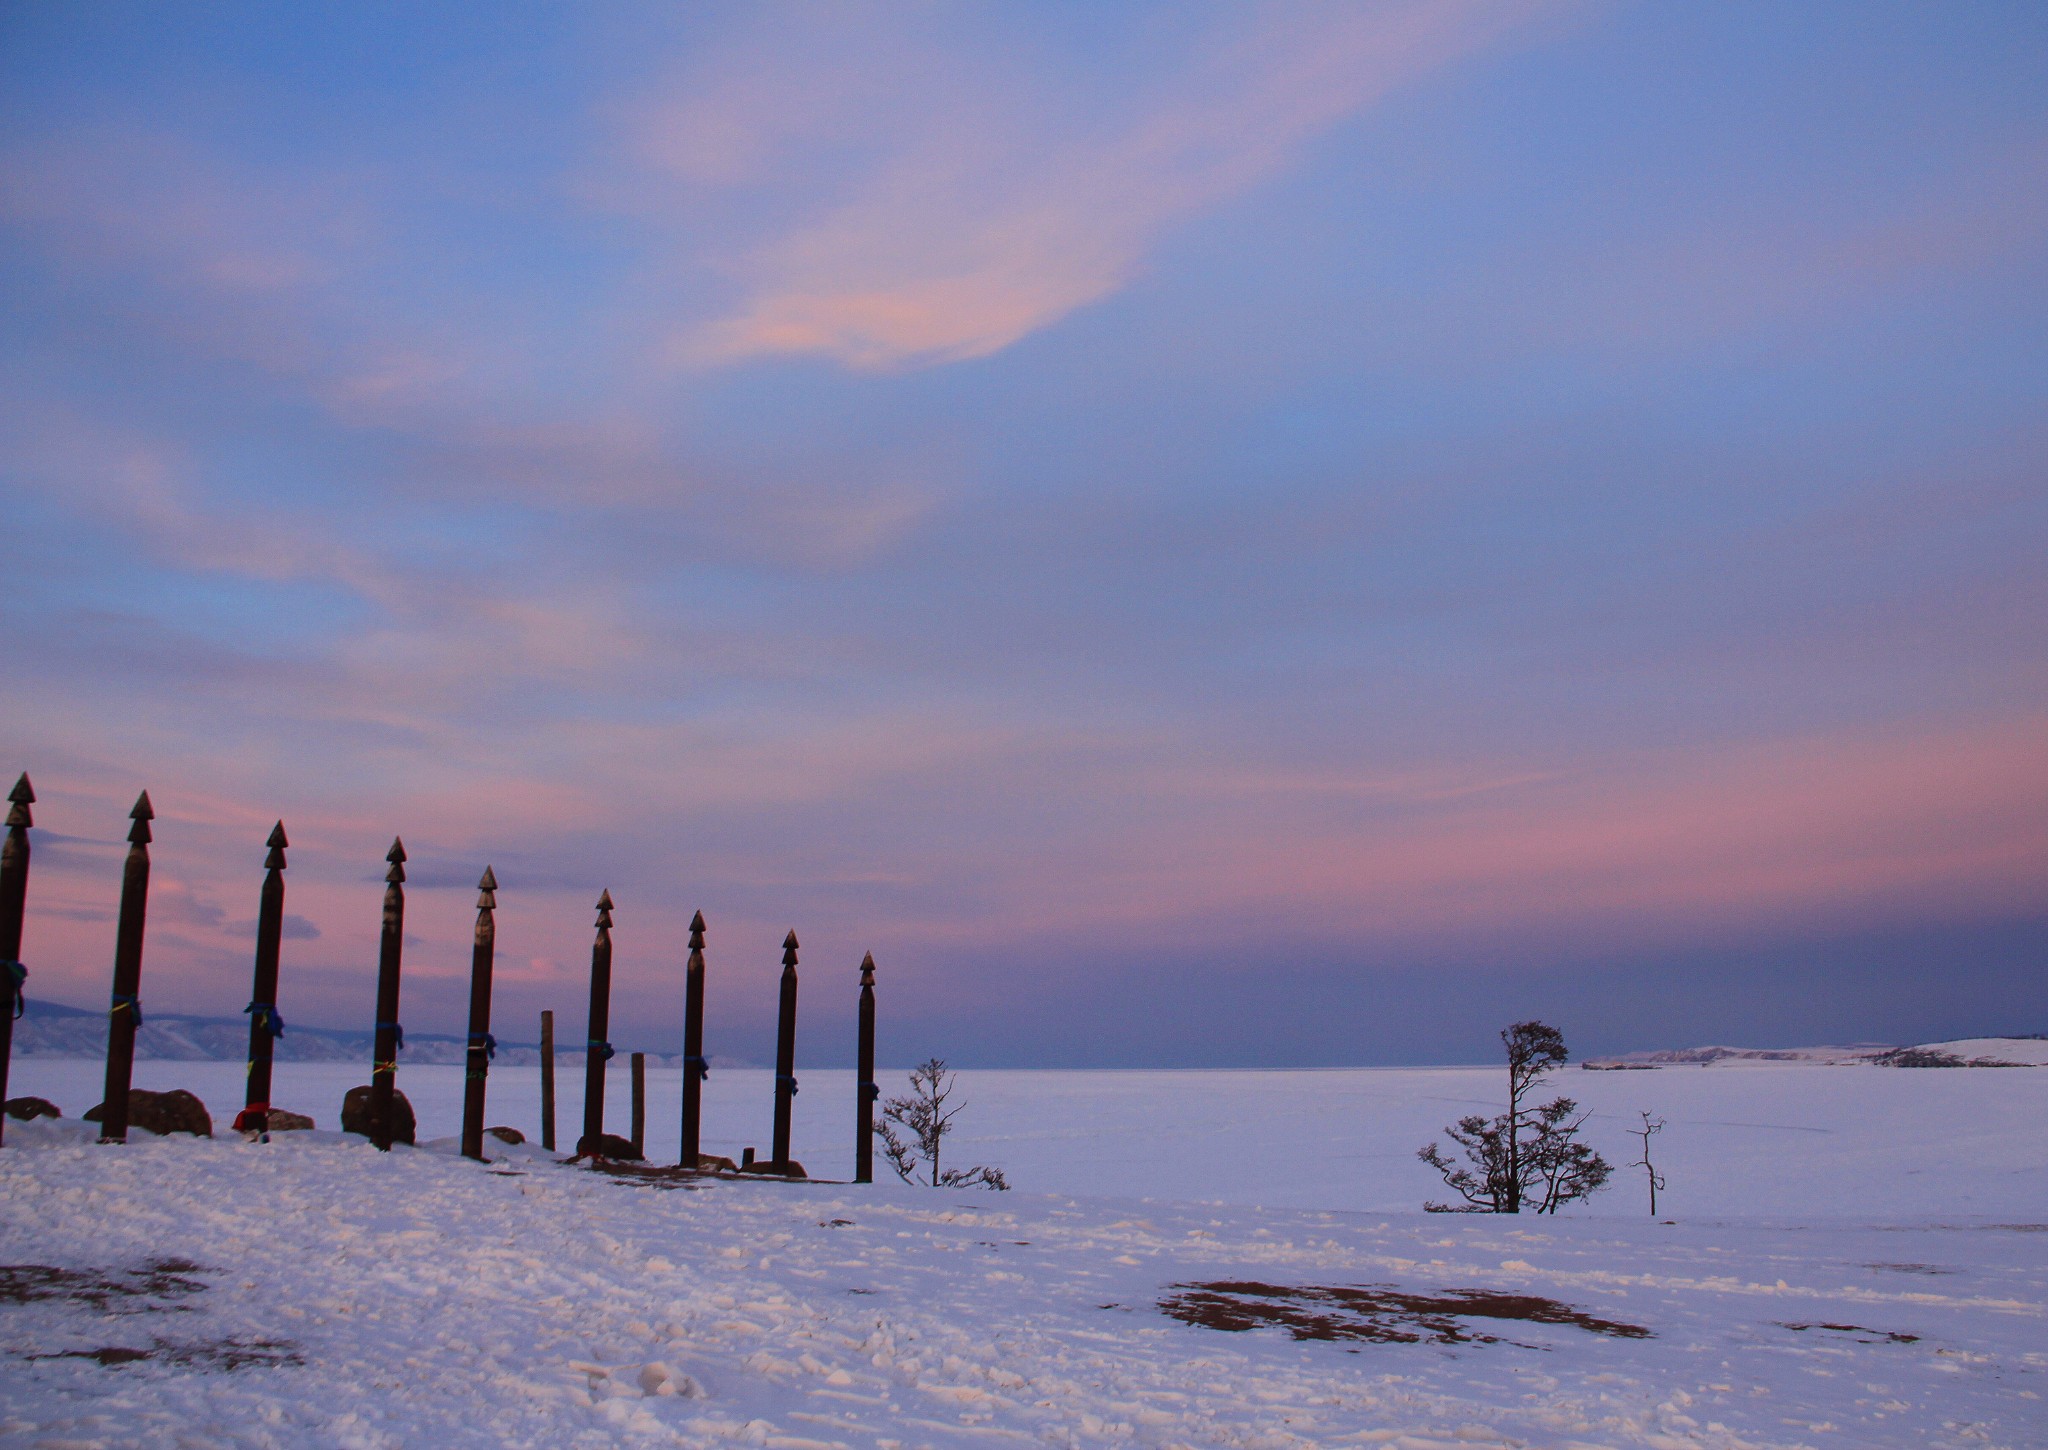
[643,3,1549,370]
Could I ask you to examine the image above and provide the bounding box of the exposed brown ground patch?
[28,1336,302,1370]
[1160,1281,1652,1346]
[587,1162,719,1190]
[1779,1321,1920,1344]
[0,1260,208,1312]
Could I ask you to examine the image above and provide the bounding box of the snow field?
[1,1120,2043,1449]
[7,1057,2046,1219]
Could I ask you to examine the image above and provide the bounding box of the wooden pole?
[630,1051,646,1158]
[539,1009,556,1152]
[368,838,407,1152]
[0,774,35,1149]
[680,910,707,1167]
[580,890,615,1152]
[772,930,799,1166]
[99,791,154,1144]
[856,952,877,1183]
[238,823,289,1138]
[460,867,499,1161]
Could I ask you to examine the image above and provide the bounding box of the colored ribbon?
[468,1032,497,1060]
[777,1073,799,1095]
[110,992,141,1026]
[376,1021,404,1050]
[244,1001,285,1038]
[588,1040,615,1061]
[686,1054,710,1081]
[862,1081,881,1102]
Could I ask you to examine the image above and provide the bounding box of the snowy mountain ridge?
[5,999,752,1069]
[1582,1036,2048,1068]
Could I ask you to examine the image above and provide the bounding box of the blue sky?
[2,2,2044,1064]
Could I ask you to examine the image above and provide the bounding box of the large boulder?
[233,1106,316,1133]
[340,1086,416,1144]
[574,1131,643,1161]
[5,1096,61,1121]
[83,1089,212,1137]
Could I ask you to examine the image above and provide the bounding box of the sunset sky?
[3,2,2044,1066]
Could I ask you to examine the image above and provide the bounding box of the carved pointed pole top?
[688,910,706,951]
[385,836,406,884]
[859,951,875,987]
[265,821,288,871]
[477,865,498,909]
[127,790,154,846]
[595,889,614,930]
[6,772,31,829]
[781,930,799,969]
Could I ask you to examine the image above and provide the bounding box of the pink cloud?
[641,3,1556,370]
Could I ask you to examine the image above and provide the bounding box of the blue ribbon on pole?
[777,1073,799,1095]
[686,1054,710,1081]
[377,1021,404,1050]
[469,1031,496,1060]
[861,1081,880,1102]
[3,960,24,1019]
[589,1040,614,1061]
[110,992,141,1026]
[244,1002,285,1038]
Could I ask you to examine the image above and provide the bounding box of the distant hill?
[1582,1036,2047,1069]
[7,998,752,1069]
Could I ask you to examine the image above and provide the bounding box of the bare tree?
[876,1058,1009,1191]
[1418,1020,1611,1214]
[1628,1111,1667,1216]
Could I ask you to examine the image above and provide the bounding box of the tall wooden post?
[580,890,615,1152]
[99,791,154,1144]
[772,930,799,1166]
[539,1009,556,1151]
[0,774,35,1149]
[630,1052,646,1157]
[460,866,499,1161]
[680,910,707,1167]
[856,951,877,1183]
[238,823,289,1138]
[368,837,407,1152]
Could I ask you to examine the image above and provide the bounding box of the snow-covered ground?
[3,1062,2044,1447]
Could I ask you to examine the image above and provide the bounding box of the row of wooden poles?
[0,776,884,1179]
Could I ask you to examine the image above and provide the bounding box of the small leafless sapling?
[876,1057,1009,1191]
[1629,1111,1667,1216]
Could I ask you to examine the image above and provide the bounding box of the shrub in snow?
[876,1058,1009,1190]
[1418,1021,1611,1214]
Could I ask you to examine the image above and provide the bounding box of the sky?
[1,1,2044,1068]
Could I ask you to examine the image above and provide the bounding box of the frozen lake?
[12,1056,2044,1221]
